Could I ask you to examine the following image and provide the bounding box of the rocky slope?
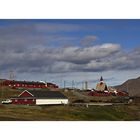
[115,76,140,97]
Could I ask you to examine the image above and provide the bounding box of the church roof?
[100,76,103,81]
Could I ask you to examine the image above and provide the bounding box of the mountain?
[115,76,140,97]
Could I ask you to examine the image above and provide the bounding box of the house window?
[24,99,27,102]
[15,99,17,102]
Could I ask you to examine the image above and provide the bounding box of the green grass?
[0,87,139,121]
[0,104,139,121]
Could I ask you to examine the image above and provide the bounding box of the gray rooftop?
[13,90,68,99]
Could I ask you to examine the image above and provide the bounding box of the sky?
[0,19,140,89]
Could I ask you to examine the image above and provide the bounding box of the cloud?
[0,41,125,74]
[35,23,82,33]
[80,35,98,46]
[85,47,140,72]
[48,43,121,64]
[0,23,82,49]
[0,21,140,78]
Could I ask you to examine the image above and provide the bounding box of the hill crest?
[115,76,140,97]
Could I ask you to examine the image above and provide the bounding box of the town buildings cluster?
[1,79,58,89]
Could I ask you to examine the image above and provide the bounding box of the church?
[88,76,129,97]
[96,76,108,92]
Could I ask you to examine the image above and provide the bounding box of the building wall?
[36,99,68,105]
[11,98,68,105]
[11,99,36,105]
[13,84,46,89]
[96,82,106,91]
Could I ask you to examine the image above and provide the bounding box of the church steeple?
[100,76,103,82]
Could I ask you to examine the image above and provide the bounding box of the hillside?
[0,104,140,121]
[115,76,140,97]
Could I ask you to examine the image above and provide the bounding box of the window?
[24,99,27,102]
[15,99,17,102]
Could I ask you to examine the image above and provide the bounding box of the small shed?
[11,90,68,105]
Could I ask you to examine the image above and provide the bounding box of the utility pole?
[64,80,66,89]
[72,80,74,89]
[85,81,88,90]
[75,81,77,89]
[82,81,84,90]
[9,70,15,80]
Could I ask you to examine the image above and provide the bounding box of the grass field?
[0,86,139,121]
[0,103,140,121]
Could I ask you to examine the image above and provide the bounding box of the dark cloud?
[0,22,140,77]
[1,38,140,75]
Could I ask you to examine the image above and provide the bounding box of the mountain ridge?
[115,76,140,97]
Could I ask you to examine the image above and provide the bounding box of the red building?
[11,90,68,105]
[46,82,59,89]
[2,80,58,89]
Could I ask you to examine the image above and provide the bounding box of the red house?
[11,90,68,105]
[2,80,58,89]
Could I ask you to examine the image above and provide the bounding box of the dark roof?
[30,90,67,99]
[18,90,68,99]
